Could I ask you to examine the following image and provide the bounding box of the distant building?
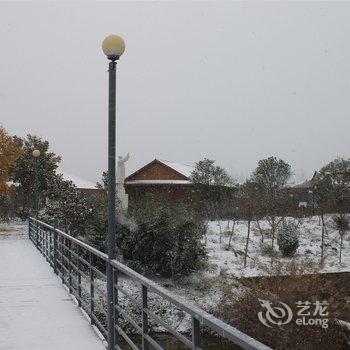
[283,173,317,210]
[124,159,195,205]
[59,172,105,196]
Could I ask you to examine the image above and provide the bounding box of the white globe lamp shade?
[102,35,125,60]
[32,149,41,158]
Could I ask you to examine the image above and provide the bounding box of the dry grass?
[214,260,350,349]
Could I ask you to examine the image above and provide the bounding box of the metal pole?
[142,286,149,350]
[53,217,58,275]
[28,218,31,240]
[107,59,117,350]
[192,317,201,349]
[34,157,39,247]
[34,157,39,218]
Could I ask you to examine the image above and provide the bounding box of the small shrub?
[277,220,299,257]
[333,215,350,233]
[260,242,277,257]
[117,196,207,278]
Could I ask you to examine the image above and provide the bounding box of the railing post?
[192,316,201,350]
[114,268,119,346]
[49,228,53,267]
[61,236,65,285]
[68,239,72,294]
[90,252,95,325]
[53,217,58,275]
[77,245,82,307]
[35,218,39,249]
[142,285,149,350]
[28,218,30,240]
[45,228,49,261]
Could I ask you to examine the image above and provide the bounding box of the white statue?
[117,152,130,184]
[116,153,130,209]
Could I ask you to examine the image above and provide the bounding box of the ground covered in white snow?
[2,215,348,338]
[89,215,350,335]
[205,215,350,278]
[0,225,106,350]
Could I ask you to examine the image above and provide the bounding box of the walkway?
[0,227,106,350]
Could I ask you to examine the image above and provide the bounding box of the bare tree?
[333,214,349,264]
[191,158,237,243]
[250,157,292,264]
[241,181,256,268]
[313,157,350,265]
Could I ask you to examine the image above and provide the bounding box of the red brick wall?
[125,161,193,205]
[128,162,187,181]
[125,184,195,205]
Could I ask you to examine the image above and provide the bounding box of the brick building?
[124,159,195,205]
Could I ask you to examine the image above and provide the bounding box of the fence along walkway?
[28,217,272,350]
[0,231,106,350]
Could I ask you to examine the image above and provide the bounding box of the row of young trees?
[0,129,206,278]
[190,156,350,265]
[1,126,349,273]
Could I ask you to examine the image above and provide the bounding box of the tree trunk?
[320,212,325,265]
[244,220,251,268]
[218,220,222,243]
[228,220,236,247]
[270,218,275,265]
[271,230,275,265]
[256,220,264,243]
[339,233,343,264]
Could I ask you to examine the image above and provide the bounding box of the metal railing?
[28,217,271,350]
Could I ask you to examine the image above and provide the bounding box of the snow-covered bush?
[117,195,207,278]
[41,176,110,252]
[277,220,299,257]
[260,241,276,257]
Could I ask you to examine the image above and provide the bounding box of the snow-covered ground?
[205,215,350,278]
[0,221,27,237]
[0,224,106,350]
[107,214,350,334]
[2,215,348,337]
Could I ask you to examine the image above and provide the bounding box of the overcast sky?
[1,1,349,183]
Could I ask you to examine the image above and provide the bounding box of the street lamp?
[102,34,125,350]
[32,149,40,247]
[32,149,41,220]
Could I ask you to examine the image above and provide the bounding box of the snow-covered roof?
[158,159,194,179]
[5,181,19,187]
[283,178,313,189]
[126,180,191,185]
[58,172,96,189]
[292,178,315,189]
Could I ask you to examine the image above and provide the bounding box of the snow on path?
[0,231,106,350]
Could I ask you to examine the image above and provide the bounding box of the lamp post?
[102,34,125,350]
[32,149,40,247]
[32,149,41,219]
